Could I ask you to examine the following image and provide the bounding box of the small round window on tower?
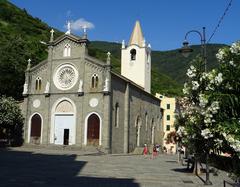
[130,49,136,61]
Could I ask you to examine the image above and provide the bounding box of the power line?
[207,0,233,43]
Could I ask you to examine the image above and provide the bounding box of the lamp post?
[179,27,207,72]
[179,27,212,185]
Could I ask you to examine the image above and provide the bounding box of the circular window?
[53,64,78,90]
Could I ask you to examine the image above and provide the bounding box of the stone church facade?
[22,21,162,153]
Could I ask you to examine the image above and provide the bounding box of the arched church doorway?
[30,114,42,144]
[53,99,76,145]
[87,114,100,145]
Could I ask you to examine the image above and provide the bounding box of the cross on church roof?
[50,29,54,42]
[27,59,31,70]
[107,52,111,65]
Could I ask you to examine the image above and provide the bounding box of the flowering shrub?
[176,41,240,178]
[0,96,24,146]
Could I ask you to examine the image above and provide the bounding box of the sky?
[10,0,240,51]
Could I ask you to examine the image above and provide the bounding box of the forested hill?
[0,0,226,99]
[0,0,61,99]
[88,41,226,95]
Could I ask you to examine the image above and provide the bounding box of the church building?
[22,21,162,153]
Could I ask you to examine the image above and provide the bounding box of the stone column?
[102,53,112,153]
[45,45,53,144]
[123,83,129,153]
[23,70,30,144]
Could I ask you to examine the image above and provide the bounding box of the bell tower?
[121,20,151,93]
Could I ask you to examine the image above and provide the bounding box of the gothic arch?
[84,112,102,146]
[28,112,43,144]
[135,115,142,147]
[91,73,99,88]
[130,48,136,60]
[35,77,42,91]
[151,118,155,144]
[63,43,71,57]
[50,97,76,144]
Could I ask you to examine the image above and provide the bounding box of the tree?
[176,41,240,183]
[0,96,24,146]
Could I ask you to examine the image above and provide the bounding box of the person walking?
[151,144,158,159]
[143,144,148,158]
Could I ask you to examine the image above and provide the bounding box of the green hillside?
[88,41,226,95]
[0,0,61,99]
[0,0,225,99]
[88,41,183,96]
[151,44,226,84]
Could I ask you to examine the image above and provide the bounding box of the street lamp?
[180,27,212,185]
[179,27,207,72]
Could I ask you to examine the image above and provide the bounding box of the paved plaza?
[0,147,233,187]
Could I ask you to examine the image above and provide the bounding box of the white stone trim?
[84,112,102,146]
[50,97,76,144]
[63,43,71,57]
[53,63,78,91]
[135,115,142,147]
[28,112,43,144]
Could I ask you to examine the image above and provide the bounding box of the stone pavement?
[0,147,233,187]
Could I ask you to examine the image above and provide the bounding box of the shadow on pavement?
[0,149,139,187]
[172,168,194,173]
[165,160,178,163]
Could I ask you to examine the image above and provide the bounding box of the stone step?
[20,143,105,153]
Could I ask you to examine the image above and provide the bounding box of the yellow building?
[155,93,176,154]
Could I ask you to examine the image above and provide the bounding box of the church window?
[115,103,119,128]
[63,43,71,57]
[167,115,170,121]
[130,49,136,60]
[91,74,98,88]
[166,125,170,131]
[167,104,170,109]
[35,77,42,91]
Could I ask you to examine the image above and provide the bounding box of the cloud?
[66,10,73,18]
[64,18,95,32]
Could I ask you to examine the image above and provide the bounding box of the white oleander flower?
[192,81,199,90]
[216,48,225,62]
[204,117,212,125]
[200,72,208,82]
[190,116,197,123]
[210,101,220,114]
[229,60,236,67]
[183,83,190,94]
[199,94,208,108]
[230,42,240,55]
[186,65,197,78]
[201,128,213,139]
[177,126,187,137]
[206,84,214,91]
[224,134,240,152]
[214,73,223,85]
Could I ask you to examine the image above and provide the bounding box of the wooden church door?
[30,114,42,144]
[87,114,100,145]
